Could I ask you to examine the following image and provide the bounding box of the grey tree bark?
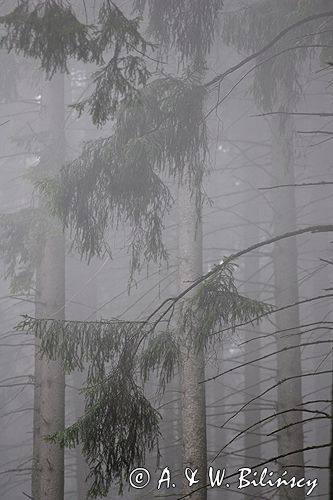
[178,185,207,500]
[242,170,262,498]
[324,261,333,500]
[271,97,305,500]
[32,262,42,500]
[33,73,66,500]
[72,370,91,500]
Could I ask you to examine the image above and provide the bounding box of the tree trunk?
[32,261,43,499]
[328,371,333,500]
[72,371,91,500]
[178,185,207,500]
[33,73,66,500]
[242,170,262,498]
[271,105,305,500]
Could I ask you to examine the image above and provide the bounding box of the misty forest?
[0,1,332,500]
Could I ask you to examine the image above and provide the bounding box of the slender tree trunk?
[271,103,305,500]
[328,371,333,500]
[32,263,42,499]
[72,370,91,500]
[242,171,262,497]
[33,73,66,500]
[178,185,207,500]
[311,256,331,496]
[306,177,332,497]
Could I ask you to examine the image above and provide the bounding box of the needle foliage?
[0,208,49,294]
[0,0,151,122]
[39,71,207,278]
[1,1,274,497]
[16,261,271,497]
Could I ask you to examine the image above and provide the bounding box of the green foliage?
[140,330,180,392]
[0,0,151,123]
[40,134,171,275]
[76,54,150,126]
[182,262,273,352]
[222,0,318,109]
[40,72,207,277]
[2,2,277,498]
[0,208,48,294]
[0,0,91,77]
[121,72,207,186]
[48,369,160,497]
[17,314,142,375]
[72,0,151,125]
[17,314,159,497]
[16,258,272,497]
[134,0,224,61]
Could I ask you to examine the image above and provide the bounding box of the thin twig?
[177,444,331,499]
[205,11,333,89]
[259,181,333,190]
[146,225,333,329]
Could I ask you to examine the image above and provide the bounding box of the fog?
[0,1,331,500]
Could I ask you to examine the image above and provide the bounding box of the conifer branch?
[147,225,333,329]
[205,11,333,89]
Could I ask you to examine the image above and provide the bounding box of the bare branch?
[177,444,331,499]
[146,225,333,329]
[259,181,333,190]
[267,416,328,437]
[202,340,333,384]
[297,130,333,135]
[214,409,329,462]
[205,11,333,89]
[252,111,333,118]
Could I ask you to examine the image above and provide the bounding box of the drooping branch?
[146,225,333,329]
[210,294,333,338]
[42,73,207,279]
[0,0,152,123]
[204,43,333,121]
[205,11,333,90]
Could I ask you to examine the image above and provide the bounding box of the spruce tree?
[1,1,273,498]
[221,2,333,498]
